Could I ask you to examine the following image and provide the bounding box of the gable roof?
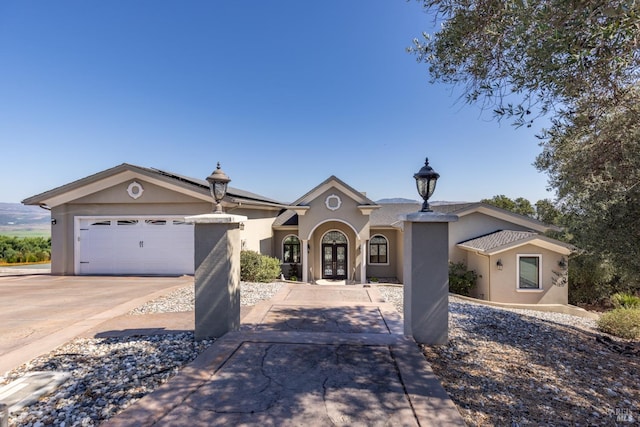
[435,203,559,233]
[290,175,379,207]
[22,163,286,209]
[275,200,562,231]
[457,230,574,255]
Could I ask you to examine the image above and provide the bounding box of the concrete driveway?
[0,275,192,375]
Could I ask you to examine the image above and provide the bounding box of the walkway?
[105,283,465,426]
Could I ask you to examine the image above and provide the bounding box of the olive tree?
[409,0,640,281]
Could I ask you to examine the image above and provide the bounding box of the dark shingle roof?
[150,167,284,205]
[273,210,298,227]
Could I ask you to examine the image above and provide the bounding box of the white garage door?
[77,217,194,275]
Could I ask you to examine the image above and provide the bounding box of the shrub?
[611,292,640,309]
[567,253,640,306]
[597,308,640,339]
[448,262,477,296]
[240,250,281,282]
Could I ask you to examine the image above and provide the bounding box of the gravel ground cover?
[129,281,283,314]
[3,282,284,427]
[6,282,638,426]
[378,285,640,426]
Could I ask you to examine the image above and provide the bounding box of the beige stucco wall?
[49,179,279,275]
[240,217,276,255]
[395,228,405,283]
[449,212,534,263]
[296,187,372,282]
[483,244,568,304]
[466,253,490,300]
[297,188,370,241]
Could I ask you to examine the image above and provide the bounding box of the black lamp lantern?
[414,158,440,212]
[206,162,231,214]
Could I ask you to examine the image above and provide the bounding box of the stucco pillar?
[302,238,309,283]
[402,211,458,345]
[185,213,247,341]
[360,239,367,284]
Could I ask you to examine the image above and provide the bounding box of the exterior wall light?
[414,158,440,212]
[496,259,504,270]
[558,257,567,270]
[206,162,231,214]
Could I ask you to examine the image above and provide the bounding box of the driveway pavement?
[0,275,192,375]
[104,284,465,426]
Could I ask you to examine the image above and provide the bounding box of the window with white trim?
[517,255,542,290]
[283,235,301,263]
[369,235,389,264]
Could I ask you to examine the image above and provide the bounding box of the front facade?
[23,163,573,304]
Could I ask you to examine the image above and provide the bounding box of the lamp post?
[403,156,457,345]
[414,158,440,212]
[206,162,231,214]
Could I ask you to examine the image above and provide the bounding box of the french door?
[322,243,347,280]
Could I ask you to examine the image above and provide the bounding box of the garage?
[76,217,194,275]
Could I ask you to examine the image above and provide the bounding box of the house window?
[283,235,300,263]
[369,235,388,264]
[518,255,542,290]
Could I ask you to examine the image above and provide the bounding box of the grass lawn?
[0,224,51,238]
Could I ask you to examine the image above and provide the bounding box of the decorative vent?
[127,181,144,199]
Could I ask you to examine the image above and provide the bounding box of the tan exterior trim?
[291,175,378,207]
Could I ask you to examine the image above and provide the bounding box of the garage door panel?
[78,217,194,275]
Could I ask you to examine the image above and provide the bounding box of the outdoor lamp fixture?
[558,257,567,270]
[414,157,440,212]
[496,259,504,270]
[206,162,231,214]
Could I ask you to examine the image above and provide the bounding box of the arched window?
[283,235,301,263]
[322,230,348,244]
[369,235,388,264]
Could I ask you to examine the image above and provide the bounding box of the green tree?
[534,199,561,226]
[409,0,640,127]
[0,236,51,264]
[481,195,535,217]
[410,0,640,282]
[536,88,640,280]
[480,195,515,212]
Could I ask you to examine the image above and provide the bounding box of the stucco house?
[23,163,573,304]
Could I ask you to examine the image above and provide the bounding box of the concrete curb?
[451,293,600,319]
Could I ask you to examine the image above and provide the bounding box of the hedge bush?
[597,308,640,339]
[448,262,477,296]
[240,250,281,282]
[0,236,51,264]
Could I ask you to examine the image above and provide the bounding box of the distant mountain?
[0,203,50,225]
[376,198,420,204]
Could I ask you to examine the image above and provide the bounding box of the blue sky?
[0,0,552,205]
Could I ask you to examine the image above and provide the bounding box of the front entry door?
[322,243,347,280]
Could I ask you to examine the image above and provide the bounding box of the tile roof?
[458,230,538,252]
[370,203,420,226]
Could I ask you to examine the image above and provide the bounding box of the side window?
[283,235,301,263]
[518,255,542,290]
[369,235,388,264]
